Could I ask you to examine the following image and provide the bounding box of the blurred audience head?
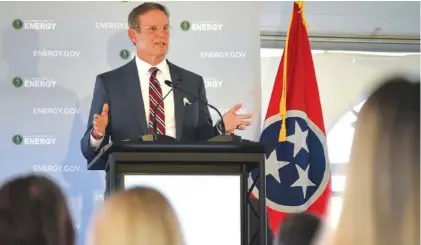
[330,76,420,245]
[0,174,75,245]
[87,186,184,245]
[276,212,322,245]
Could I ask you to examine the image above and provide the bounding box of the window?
[326,100,366,227]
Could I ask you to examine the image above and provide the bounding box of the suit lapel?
[167,60,185,140]
[121,58,148,135]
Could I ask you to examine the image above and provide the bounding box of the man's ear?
[128,29,137,44]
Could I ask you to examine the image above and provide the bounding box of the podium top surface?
[87,140,268,171]
[112,141,265,152]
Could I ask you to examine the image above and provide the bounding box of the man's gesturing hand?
[92,103,109,139]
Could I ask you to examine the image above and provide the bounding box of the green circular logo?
[119,49,130,60]
[180,20,191,31]
[12,76,23,88]
[12,19,23,30]
[12,134,23,145]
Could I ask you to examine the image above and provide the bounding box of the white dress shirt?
[89,55,176,151]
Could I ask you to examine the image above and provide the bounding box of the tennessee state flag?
[250,1,331,234]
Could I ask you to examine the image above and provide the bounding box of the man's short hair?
[128,2,169,30]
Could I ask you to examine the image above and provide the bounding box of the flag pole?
[278,1,308,142]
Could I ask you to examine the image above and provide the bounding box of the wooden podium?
[88,137,267,245]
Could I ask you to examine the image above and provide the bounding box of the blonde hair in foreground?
[330,77,420,245]
[87,187,184,245]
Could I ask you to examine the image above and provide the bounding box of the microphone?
[151,80,176,140]
[164,80,227,135]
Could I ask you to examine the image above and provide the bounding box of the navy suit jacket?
[80,58,219,166]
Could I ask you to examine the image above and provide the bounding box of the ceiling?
[259,1,420,52]
[260,1,420,37]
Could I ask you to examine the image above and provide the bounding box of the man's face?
[129,10,170,57]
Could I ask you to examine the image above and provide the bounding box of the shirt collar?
[135,54,169,76]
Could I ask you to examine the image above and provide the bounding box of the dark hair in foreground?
[0,174,75,245]
[277,212,321,245]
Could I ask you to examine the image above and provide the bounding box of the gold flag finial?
[294,1,308,29]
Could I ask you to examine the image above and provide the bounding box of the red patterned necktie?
[148,67,166,135]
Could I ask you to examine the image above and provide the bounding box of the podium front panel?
[90,143,267,245]
[123,174,242,245]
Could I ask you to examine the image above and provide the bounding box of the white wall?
[260,49,421,132]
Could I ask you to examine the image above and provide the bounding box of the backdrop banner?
[0,1,261,245]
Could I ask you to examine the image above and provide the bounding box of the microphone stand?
[164,80,242,143]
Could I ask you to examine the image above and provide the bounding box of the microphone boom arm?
[164,80,227,135]
[205,101,227,135]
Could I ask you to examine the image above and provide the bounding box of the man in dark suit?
[80,2,252,182]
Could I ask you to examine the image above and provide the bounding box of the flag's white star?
[266,150,289,183]
[291,164,316,199]
[287,121,309,157]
